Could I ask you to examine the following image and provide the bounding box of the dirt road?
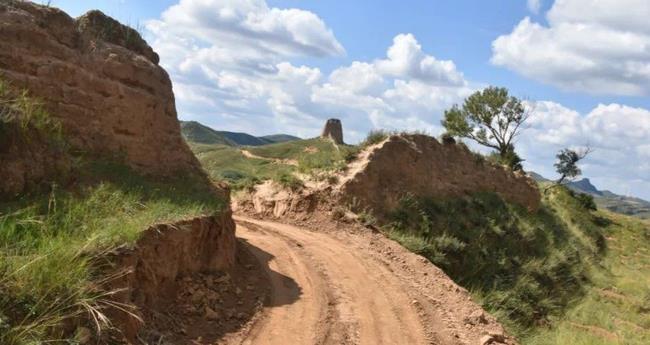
[223,214,513,345]
[232,216,430,345]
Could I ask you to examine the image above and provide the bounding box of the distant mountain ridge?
[529,172,650,219]
[180,121,300,146]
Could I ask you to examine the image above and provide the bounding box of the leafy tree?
[553,148,591,185]
[546,147,592,193]
[442,86,528,169]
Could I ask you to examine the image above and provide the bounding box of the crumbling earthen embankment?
[104,212,237,342]
[339,134,540,219]
[0,1,200,183]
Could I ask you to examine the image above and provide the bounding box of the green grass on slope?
[0,161,225,344]
[190,143,295,190]
[180,121,235,146]
[190,138,358,190]
[247,137,358,173]
[524,213,650,345]
[384,186,632,339]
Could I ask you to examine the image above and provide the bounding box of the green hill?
[180,120,300,146]
[260,134,301,144]
[180,121,235,145]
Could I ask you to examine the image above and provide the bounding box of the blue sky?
[51,0,650,199]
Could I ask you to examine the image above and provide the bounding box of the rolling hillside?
[180,120,300,146]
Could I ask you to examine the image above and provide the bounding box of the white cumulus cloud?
[492,0,650,95]
[519,101,650,198]
[146,0,473,141]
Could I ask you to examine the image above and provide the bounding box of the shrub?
[487,145,523,171]
[220,170,246,182]
[360,129,389,147]
[441,132,456,145]
[273,172,303,191]
[574,193,597,211]
[0,79,63,145]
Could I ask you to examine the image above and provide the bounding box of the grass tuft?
[0,79,63,146]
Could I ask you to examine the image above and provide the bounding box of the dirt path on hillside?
[240,149,298,166]
[221,216,512,345]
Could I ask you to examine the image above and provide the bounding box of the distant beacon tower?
[321,118,344,144]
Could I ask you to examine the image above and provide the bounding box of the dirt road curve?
[228,216,447,345]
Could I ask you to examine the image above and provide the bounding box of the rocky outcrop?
[340,134,541,218]
[321,118,344,144]
[105,212,237,341]
[0,1,199,176]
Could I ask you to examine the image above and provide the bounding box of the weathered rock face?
[341,134,541,218]
[0,2,199,175]
[321,118,344,144]
[106,212,237,341]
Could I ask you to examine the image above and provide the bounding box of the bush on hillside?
[568,190,597,211]
[486,145,523,171]
[273,172,303,191]
[441,132,456,145]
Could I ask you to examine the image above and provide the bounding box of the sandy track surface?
[229,216,433,345]
[221,215,513,345]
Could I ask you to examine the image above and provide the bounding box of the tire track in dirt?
[231,216,430,345]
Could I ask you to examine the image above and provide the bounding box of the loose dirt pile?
[136,246,269,345]
[100,213,239,343]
